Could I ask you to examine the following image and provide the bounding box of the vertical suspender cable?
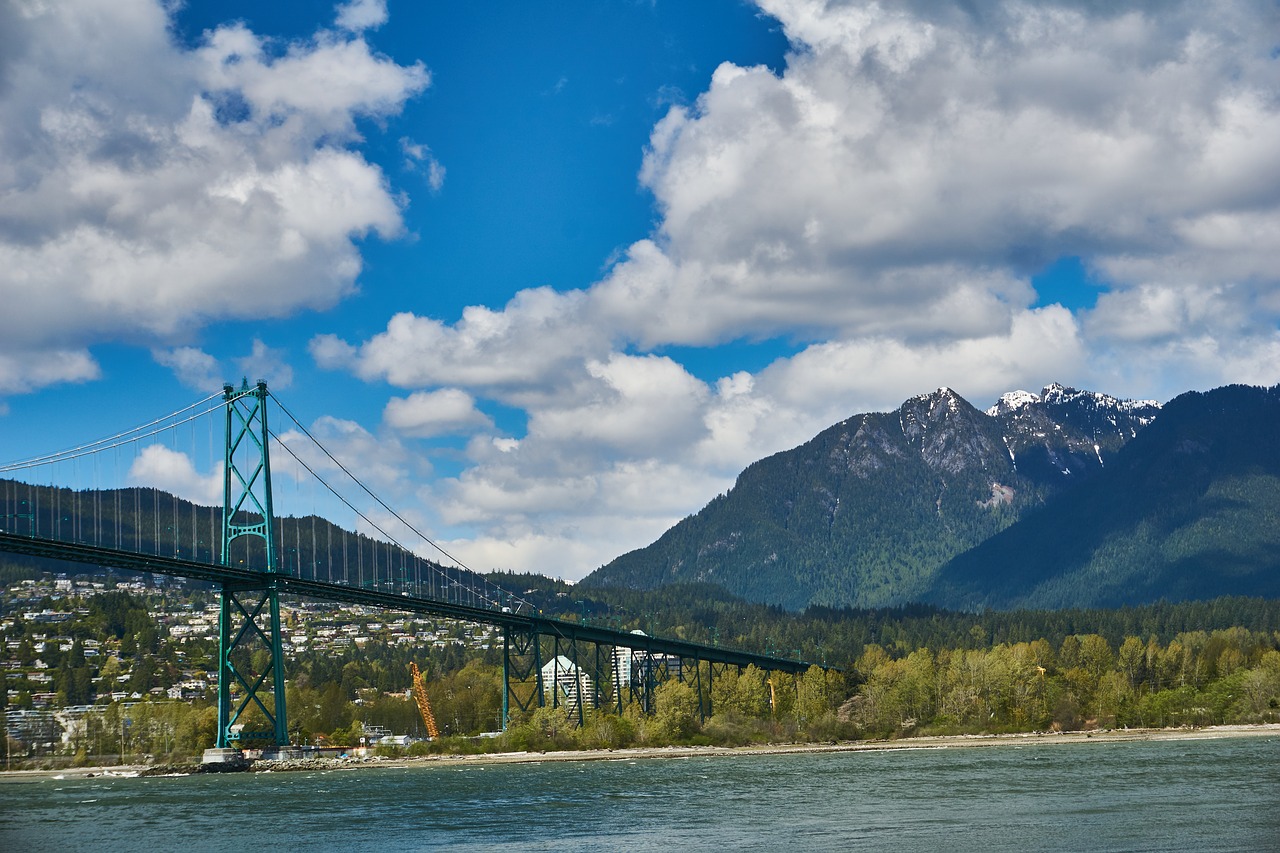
[134,445,140,554]
[114,447,121,550]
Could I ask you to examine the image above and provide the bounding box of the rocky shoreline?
[4,723,1277,782]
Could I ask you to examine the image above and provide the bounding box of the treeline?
[847,628,1280,736]
[577,582,1280,669]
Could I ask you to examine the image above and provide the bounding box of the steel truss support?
[503,626,544,726]
[686,656,707,722]
[630,649,653,713]
[550,634,600,726]
[593,644,612,717]
[215,380,288,749]
[627,646,678,714]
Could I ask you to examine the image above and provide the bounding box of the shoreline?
[4,723,1278,781]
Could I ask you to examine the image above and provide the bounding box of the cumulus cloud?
[271,415,429,500]
[313,0,1280,578]
[0,349,100,396]
[757,307,1087,417]
[594,0,1280,353]
[154,347,222,391]
[335,0,388,32]
[527,354,710,458]
[128,445,221,505]
[384,388,492,438]
[236,339,295,390]
[311,287,609,397]
[0,0,427,397]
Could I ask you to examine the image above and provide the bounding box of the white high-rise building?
[540,655,592,715]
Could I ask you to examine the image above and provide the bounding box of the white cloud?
[0,349,100,396]
[432,458,733,577]
[757,307,1087,417]
[400,137,446,191]
[271,414,429,500]
[236,339,294,390]
[0,0,427,396]
[154,347,222,391]
[312,287,609,396]
[384,388,492,438]
[335,0,388,32]
[128,444,221,505]
[324,0,1280,389]
[528,354,710,458]
[595,0,1280,354]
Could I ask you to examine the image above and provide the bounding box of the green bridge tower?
[213,380,289,752]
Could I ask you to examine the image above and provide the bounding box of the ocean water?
[2,736,1277,852]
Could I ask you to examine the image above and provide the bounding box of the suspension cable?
[267,429,517,610]
[0,392,223,470]
[0,398,224,473]
[268,393,531,612]
[269,395,472,572]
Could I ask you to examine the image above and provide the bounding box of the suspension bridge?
[0,381,817,760]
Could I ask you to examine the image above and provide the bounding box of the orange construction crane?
[409,662,440,739]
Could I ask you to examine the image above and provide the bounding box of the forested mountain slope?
[923,384,1280,610]
[582,385,1159,610]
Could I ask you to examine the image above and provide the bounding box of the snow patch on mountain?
[987,390,1040,416]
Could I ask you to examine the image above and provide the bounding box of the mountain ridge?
[923,383,1280,610]
[582,382,1165,610]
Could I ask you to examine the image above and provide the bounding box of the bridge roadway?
[0,531,814,674]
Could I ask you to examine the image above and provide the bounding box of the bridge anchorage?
[0,381,822,767]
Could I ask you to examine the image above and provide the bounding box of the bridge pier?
[200,747,248,769]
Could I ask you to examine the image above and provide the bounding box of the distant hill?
[922,384,1280,610]
[581,384,1160,610]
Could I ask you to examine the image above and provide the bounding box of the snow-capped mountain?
[583,383,1169,610]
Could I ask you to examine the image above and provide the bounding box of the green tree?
[796,665,836,732]
[578,711,636,750]
[711,665,770,719]
[1117,637,1146,690]
[651,680,700,742]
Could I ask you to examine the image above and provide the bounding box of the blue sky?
[2,0,1278,579]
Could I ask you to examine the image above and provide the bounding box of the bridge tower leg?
[213,380,289,752]
[502,626,544,729]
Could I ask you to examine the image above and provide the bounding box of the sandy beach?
[3,723,1277,782]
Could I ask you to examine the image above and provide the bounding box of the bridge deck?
[0,531,816,673]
